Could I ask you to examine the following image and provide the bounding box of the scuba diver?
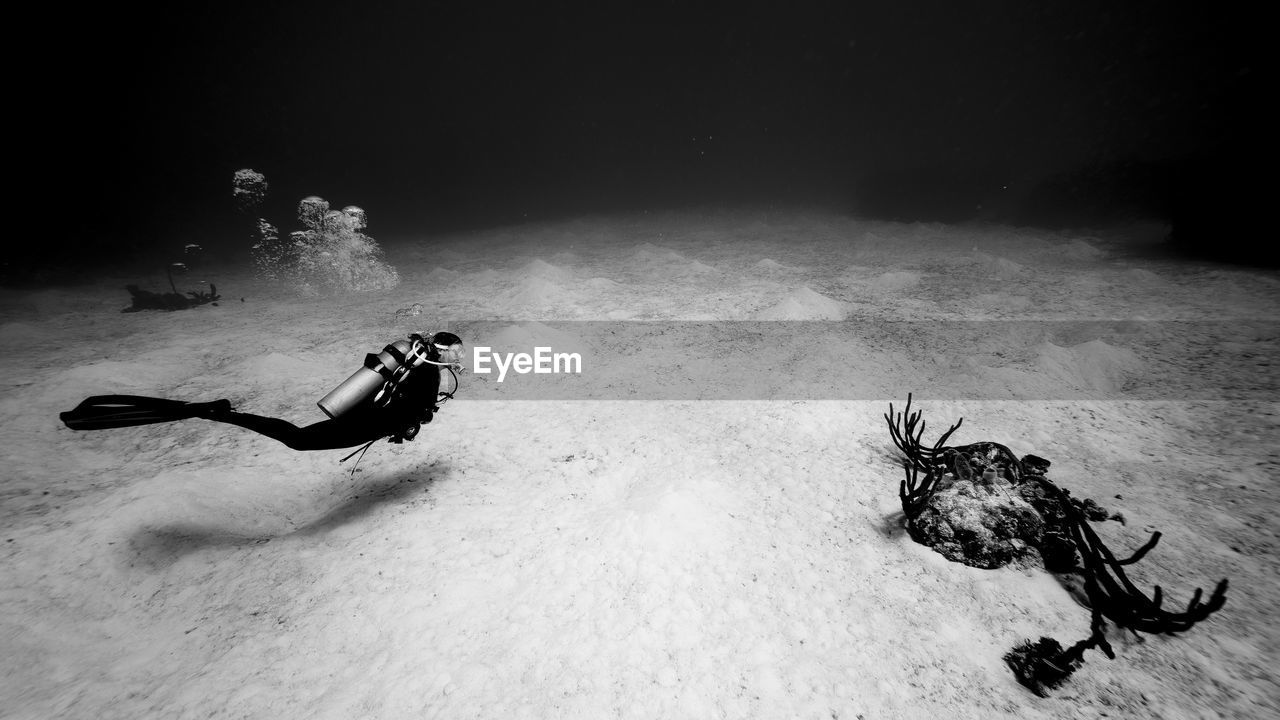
[60,332,464,461]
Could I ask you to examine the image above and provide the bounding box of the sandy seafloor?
[1,209,1277,719]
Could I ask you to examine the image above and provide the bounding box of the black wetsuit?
[61,361,443,452]
[208,361,443,451]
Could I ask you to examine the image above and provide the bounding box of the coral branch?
[885,393,964,471]
[885,394,964,518]
[899,461,939,520]
[1061,489,1228,635]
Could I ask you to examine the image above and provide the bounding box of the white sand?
[2,209,1277,719]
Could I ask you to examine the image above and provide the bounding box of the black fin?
[60,395,229,430]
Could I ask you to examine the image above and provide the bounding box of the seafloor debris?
[884,393,1228,696]
[393,302,424,319]
[122,284,220,312]
[121,266,220,313]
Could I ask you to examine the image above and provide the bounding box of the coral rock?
[910,475,1045,569]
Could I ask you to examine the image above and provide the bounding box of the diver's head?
[427,331,464,366]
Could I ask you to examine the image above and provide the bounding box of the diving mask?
[421,331,464,369]
[433,342,464,368]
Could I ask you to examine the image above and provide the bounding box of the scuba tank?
[318,332,463,421]
[328,331,464,476]
[317,339,416,419]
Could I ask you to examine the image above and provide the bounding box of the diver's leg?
[59,396,371,451]
[203,408,375,451]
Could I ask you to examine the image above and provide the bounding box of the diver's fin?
[59,395,231,431]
